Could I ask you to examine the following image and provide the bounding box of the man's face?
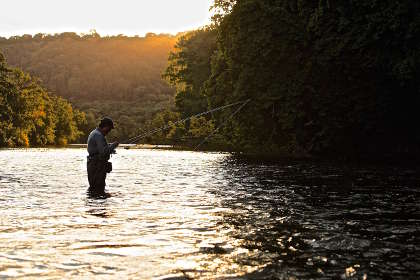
[102,126,112,135]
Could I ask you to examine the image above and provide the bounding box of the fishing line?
[122,99,251,145]
[194,99,251,150]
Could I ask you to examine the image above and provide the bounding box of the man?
[87,117,119,196]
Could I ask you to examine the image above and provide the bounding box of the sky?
[0,0,213,38]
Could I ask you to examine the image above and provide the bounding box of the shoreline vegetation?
[0,31,179,145]
[1,1,420,160]
[155,1,420,160]
[0,53,85,147]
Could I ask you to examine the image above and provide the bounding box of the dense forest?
[157,0,420,158]
[0,53,84,147]
[0,31,179,141]
[2,1,420,158]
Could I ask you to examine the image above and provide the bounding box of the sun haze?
[0,0,213,37]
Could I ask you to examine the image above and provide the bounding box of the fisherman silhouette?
[86,117,119,197]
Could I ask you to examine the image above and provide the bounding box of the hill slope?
[0,32,179,141]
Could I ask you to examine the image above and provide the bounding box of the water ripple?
[0,149,419,279]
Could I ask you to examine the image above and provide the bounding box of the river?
[0,148,419,279]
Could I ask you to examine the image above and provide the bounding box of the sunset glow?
[0,0,213,37]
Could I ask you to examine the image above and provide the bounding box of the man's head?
[98,117,115,135]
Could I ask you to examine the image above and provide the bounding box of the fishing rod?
[121,99,251,145]
[194,99,251,150]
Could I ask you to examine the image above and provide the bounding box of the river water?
[0,148,419,279]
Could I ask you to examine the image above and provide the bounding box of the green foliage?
[0,32,179,142]
[163,28,217,118]
[0,53,85,147]
[3,1,420,157]
[188,116,215,138]
[156,28,229,148]
[159,0,420,157]
[53,96,83,145]
[166,120,186,141]
[145,109,182,143]
[200,0,420,156]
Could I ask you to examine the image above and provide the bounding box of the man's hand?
[110,142,119,153]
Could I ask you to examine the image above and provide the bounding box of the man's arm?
[95,134,115,157]
[108,142,119,153]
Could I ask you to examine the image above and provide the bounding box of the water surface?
[0,149,419,279]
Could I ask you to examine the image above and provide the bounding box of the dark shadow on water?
[86,189,112,199]
[85,190,113,218]
[209,157,420,279]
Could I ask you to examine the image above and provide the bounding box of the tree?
[0,52,85,147]
[163,28,217,119]
[161,0,420,157]
[201,0,420,156]
[0,32,179,142]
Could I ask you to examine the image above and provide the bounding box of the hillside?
[0,32,179,141]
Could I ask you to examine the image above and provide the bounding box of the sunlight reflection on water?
[0,148,419,279]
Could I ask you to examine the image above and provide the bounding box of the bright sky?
[0,0,213,38]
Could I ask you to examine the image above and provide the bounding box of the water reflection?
[212,158,420,279]
[0,149,419,279]
[85,196,112,218]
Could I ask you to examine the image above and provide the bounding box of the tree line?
[2,1,420,158]
[0,31,179,142]
[0,53,85,147]
[156,0,420,158]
